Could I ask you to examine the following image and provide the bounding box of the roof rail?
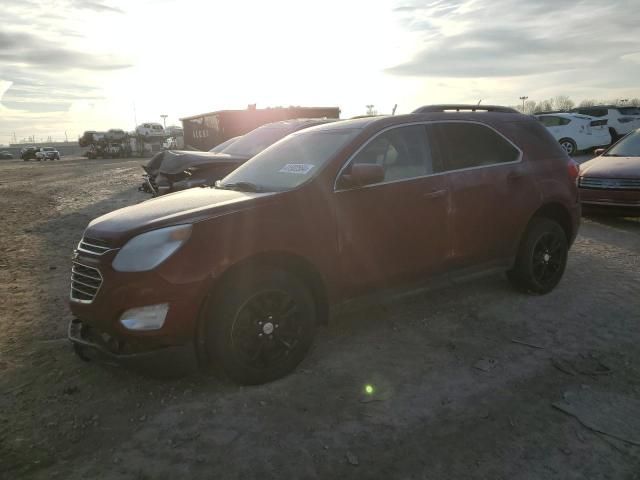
[535,110,569,115]
[413,104,520,114]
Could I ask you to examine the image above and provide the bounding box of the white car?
[35,146,61,161]
[135,122,165,137]
[535,113,611,155]
[572,106,640,139]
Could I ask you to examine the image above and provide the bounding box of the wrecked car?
[140,119,336,196]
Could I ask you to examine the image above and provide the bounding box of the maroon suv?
[69,105,580,384]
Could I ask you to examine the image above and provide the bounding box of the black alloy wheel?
[231,290,304,370]
[531,231,566,287]
[507,217,568,294]
[206,268,316,384]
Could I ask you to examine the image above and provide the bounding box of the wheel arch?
[531,202,574,243]
[208,251,330,326]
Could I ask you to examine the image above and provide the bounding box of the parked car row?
[21,146,60,161]
[70,105,584,385]
[536,106,640,155]
[0,150,13,159]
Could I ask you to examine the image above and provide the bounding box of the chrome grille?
[77,236,114,255]
[70,262,103,303]
[579,177,640,190]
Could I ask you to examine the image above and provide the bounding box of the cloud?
[71,0,124,14]
[0,30,132,70]
[387,0,640,81]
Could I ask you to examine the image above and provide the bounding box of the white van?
[136,123,165,137]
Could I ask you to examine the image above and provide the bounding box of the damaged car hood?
[144,150,249,176]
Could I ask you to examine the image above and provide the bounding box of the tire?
[558,138,577,156]
[507,217,568,294]
[205,268,316,385]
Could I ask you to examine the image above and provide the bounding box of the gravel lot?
[1,156,639,479]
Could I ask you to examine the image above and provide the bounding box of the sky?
[1,0,639,144]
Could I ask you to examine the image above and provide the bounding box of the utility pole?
[160,114,168,128]
[519,96,528,112]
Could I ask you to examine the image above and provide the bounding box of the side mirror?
[345,163,385,188]
[594,148,606,156]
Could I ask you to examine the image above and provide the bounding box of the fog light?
[119,304,169,331]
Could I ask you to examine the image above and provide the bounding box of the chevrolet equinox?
[69,105,581,384]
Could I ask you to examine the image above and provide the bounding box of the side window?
[348,125,433,183]
[538,116,558,127]
[558,117,571,126]
[428,122,520,171]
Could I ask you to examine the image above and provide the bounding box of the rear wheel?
[205,268,316,385]
[507,217,568,294]
[558,138,577,156]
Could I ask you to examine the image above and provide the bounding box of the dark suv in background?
[69,105,580,384]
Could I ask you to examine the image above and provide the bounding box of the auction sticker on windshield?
[279,164,315,174]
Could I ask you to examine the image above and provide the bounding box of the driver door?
[333,124,452,296]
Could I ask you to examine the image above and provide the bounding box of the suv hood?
[581,156,640,179]
[85,187,276,244]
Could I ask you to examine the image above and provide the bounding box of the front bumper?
[68,246,212,374]
[68,318,198,376]
[579,187,640,216]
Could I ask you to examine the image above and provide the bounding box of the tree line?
[513,96,640,115]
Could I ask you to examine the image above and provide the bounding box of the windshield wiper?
[216,181,263,192]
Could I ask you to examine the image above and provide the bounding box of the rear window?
[427,122,520,171]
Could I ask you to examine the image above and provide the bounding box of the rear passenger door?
[428,121,536,268]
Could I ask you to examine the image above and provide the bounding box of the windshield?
[220,128,360,192]
[209,136,239,153]
[43,147,54,151]
[220,127,292,157]
[605,130,640,157]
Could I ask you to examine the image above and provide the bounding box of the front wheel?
[205,268,316,385]
[558,138,577,156]
[507,217,568,294]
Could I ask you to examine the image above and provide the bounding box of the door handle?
[423,189,446,199]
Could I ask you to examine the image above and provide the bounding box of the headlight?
[112,224,192,272]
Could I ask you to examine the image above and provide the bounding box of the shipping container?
[180,105,340,151]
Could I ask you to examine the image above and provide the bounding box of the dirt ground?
[1,155,639,480]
